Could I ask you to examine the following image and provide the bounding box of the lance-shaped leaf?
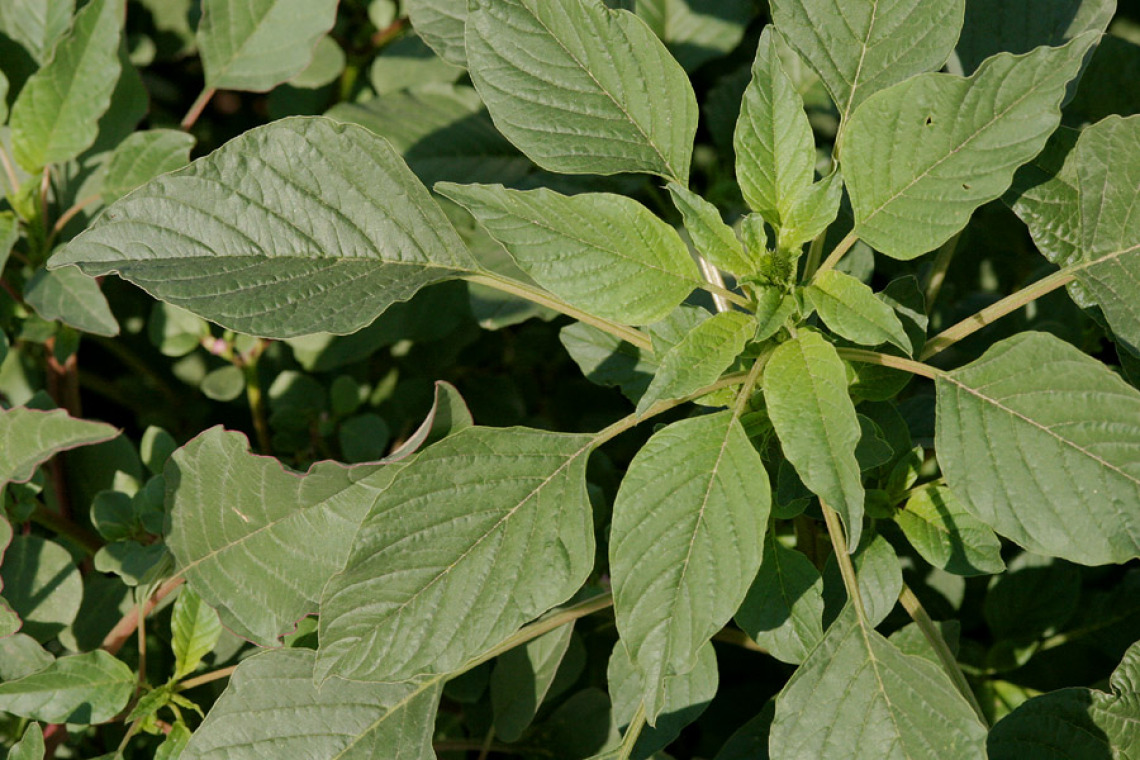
[491,624,576,742]
[637,311,755,415]
[405,0,468,68]
[668,183,757,277]
[8,0,122,172]
[50,118,477,339]
[465,0,697,181]
[101,129,196,204]
[770,606,988,759]
[0,650,134,725]
[763,331,864,547]
[0,407,119,487]
[182,649,441,760]
[806,270,912,354]
[24,267,118,337]
[317,427,596,683]
[770,0,965,128]
[197,0,337,92]
[171,586,223,680]
[0,0,74,64]
[437,182,701,325]
[936,332,1140,565]
[610,411,768,723]
[1008,115,1140,352]
[987,639,1140,759]
[895,485,1005,576]
[735,532,825,665]
[841,33,1098,260]
[165,427,398,645]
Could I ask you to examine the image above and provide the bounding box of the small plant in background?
[1,0,1139,757]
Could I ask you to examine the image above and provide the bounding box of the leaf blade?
[0,650,134,725]
[806,270,912,354]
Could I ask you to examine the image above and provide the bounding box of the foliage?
[1,0,1139,758]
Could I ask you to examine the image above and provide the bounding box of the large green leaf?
[182,649,441,760]
[0,0,74,64]
[465,0,697,181]
[763,330,864,547]
[317,426,596,683]
[8,0,122,172]
[165,427,398,646]
[806,270,912,354]
[735,533,825,665]
[0,650,134,725]
[0,406,118,487]
[437,182,701,325]
[987,639,1140,758]
[51,117,476,339]
[23,267,118,337]
[935,332,1140,565]
[769,606,988,759]
[634,0,751,71]
[1007,116,1140,352]
[770,0,965,128]
[954,0,1114,74]
[101,129,196,204]
[610,411,768,722]
[405,0,468,68]
[895,485,1005,576]
[841,33,1097,259]
[197,0,338,91]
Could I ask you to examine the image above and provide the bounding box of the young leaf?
[317,427,596,683]
[636,311,755,415]
[171,586,223,680]
[769,606,988,759]
[668,183,757,276]
[0,650,134,724]
[763,331,864,548]
[465,0,697,181]
[405,0,468,67]
[895,485,1005,576]
[610,411,768,722]
[778,170,843,252]
[101,129,196,204]
[8,0,122,172]
[51,117,476,339]
[491,623,575,742]
[841,33,1098,259]
[770,0,965,128]
[197,0,338,92]
[8,723,44,760]
[735,532,825,665]
[437,183,701,325]
[0,407,119,487]
[935,332,1140,565]
[23,267,119,337]
[181,649,441,760]
[806,270,912,354]
[0,0,74,64]
[987,639,1140,759]
[1008,116,1140,351]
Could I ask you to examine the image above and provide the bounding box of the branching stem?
[617,702,647,760]
[812,231,858,280]
[181,87,216,130]
[835,348,942,379]
[177,665,238,691]
[593,371,751,445]
[102,576,184,655]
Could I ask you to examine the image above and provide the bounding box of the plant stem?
[812,231,858,280]
[476,725,495,760]
[712,627,768,653]
[181,87,216,130]
[468,593,613,668]
[593,370,751,445]
[702,278,749,309]
[834,347,943,380]
[44,193,100,252]
[30,502,103,553]
[820,500,867,625]
[136,598,148,692]
[923,231,961,314]
[920,269,1074,360]
[177,665,238,691]
[243,358,272,454]
[463,273,652,351]
[102,576,184,655]
[898,584,987,726]
[617,702,647,760]
[697,255,730,312]
[0,144,20,197]
[732,351,769,418]
[802,230,828,282]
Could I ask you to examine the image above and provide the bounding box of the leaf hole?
[924,116,934,126]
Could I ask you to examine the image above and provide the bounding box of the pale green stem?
[704,279,750,309]
[802,229,828,282]
[732,351,770,418]
[0,144,19,197]
[592,371,751,446]
[464,273,652,351]
[697,255,730,312]
[712,627,768,653]
[820,500,866,624]
[920,269,1075,360]
[811,231,858,280]
[835,348,943,380]
[923,231,962,313]
[177,665,237,691]
[467,593,613,668]
[899,584,988,726]
[617,702,648,760]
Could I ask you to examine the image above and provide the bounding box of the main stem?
[811,231,858,280]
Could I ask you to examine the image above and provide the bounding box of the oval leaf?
[895,485,1005,576]
[24,266,119,337]
[101,129,196,204]
[807,270,912,354]
[735,532,825,665]
[0,650,134,725]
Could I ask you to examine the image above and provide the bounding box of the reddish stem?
[101,576,185,655]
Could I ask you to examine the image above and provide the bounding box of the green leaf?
[634,0,751,71]
[0,212,19,273]
[667,183,757,276]
[465,0,698,181]
[165,427,399,645]
[0,406,118,488]
[0,634,54,681]
[806,270,913,354]
[896,485,1005,576]
[608,641,718,757]
[770,0,965,128]
[101,129,196,204]
[735,532,825,665]
[763,330,864,548]
[1065,35,1140,126]
[0,650,134,724]
[987,639,1140,759]
[778,170,843,252]
[317,426,596,683]
[198,365,244,402]
[0,0,74,64]
[841,33,1098,259]
[51,117,476,339]
[560,323,655,401]
[289,35,345,89]
[716,701,774,760]
[491,623,575,742]
[8,0,122,171]
[369,36,460,96]
[1008,116,1140,352]
[197,0,338,91]
[437,183,701,325]
[181,649,441,760]
[155,721,191,760]
[405,0,468,68]
[954,0,1114,75]
[636,311,754,415]
[984,552,1080,646]
[9,723,45,760]
[171,586,223,680]
[610,411,768,722]
[822,530,903,628]
[935,332,1140,564]
[0,70,8,126]
[769,606,988,759]
[23,266,119,337]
